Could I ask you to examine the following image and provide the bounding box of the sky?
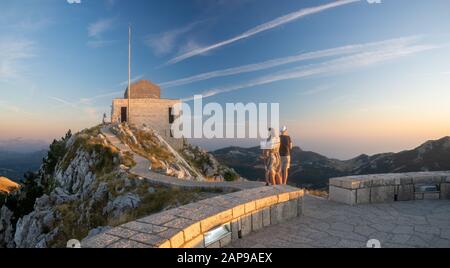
[1,0,450,159]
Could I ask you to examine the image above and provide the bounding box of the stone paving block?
[240,214,252,237]
[244,201,256,214]
[231,219,240,241]
[137,212,177,225]
[163,217,195,229]
[82,233,120,248]
[183,223,201,242]
[412,175,443,184]
[397,184,414,201]
[177,205,220,222]
[251,210,263,232]
[341,179,362,189]
[356,188,371,204]
[129,232,167,247]
[370,186,395,203]
[200,209,233,232]
[262,207,271,227]
[441,183,450,199]
[106,227,138,239]
[232,204,245,219]
[423,192,440,200]
[278,193,290,203]
[270,203,283,225]
[197,196,236,209]
[157,228,185,248]
[289,190,304,200]
[182,235,204,248]
[285,199,298,219]
[329,185,356,205]
[107,239,152,248]
[255,196,278,210]
[121,221,167,234]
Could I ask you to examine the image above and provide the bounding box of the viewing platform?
[329,171,450,205]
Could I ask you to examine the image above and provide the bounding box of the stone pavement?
[229,195,450,248]
[101,125,264,191]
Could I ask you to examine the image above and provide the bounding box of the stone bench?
[82,185,304,248]
[329,171,450,205]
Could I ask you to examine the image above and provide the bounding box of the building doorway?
[121,107,127,123]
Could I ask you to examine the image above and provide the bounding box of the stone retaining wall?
[329,171,450,205]
[82,185,304,248]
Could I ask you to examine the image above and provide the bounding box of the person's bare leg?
[276,173,283,185]
[282,168,289,185]
[270,171,276,185]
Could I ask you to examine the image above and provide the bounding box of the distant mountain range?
[0,138,48,153]
[212,136,450,189]
[0,150,47,181]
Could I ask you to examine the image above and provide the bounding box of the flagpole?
[128,24,131,123]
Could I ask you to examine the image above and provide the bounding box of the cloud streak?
[88,18,115,38]
[87,18,116,48]
[146,21,202,56]
[186,42,437,100]
[161,36,419,88]
[0,38,35,81]
[166,0,360,65]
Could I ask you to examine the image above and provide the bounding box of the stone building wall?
[124,80,161,99]
[111,98,182,148]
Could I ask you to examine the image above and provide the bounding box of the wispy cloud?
[186,41,437,100]
[161,36,419,88]
[87,18,116,48]
[166,0,360,65]
[0,38,35,81]
[50,97,79,109]
[49,96,102,119]
[145,21,202,56]
[88,18,115,38]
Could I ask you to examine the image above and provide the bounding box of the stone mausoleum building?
[111,80,181,145]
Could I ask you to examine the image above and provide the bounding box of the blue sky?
[1,0,450,159]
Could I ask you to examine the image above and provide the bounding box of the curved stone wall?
[82,185,304,248]
[329,171,450,205]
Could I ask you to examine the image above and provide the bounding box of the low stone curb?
[82,185,304,248]
[329,171,450,205]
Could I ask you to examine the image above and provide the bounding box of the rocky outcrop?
[182,144,240,182]
[0,206,15,248]
[0,124,228,248]
[104,193,141,219]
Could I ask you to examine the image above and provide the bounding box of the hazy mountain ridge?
[0,138,48,153]
[0,150,47,181]
[212,136,450,189]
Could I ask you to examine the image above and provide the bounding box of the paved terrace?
[229,195,450,248]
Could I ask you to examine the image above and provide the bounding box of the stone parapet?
[329,171,450,205]
[82,185,304,248]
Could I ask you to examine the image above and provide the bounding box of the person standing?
[279,126,292,185]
